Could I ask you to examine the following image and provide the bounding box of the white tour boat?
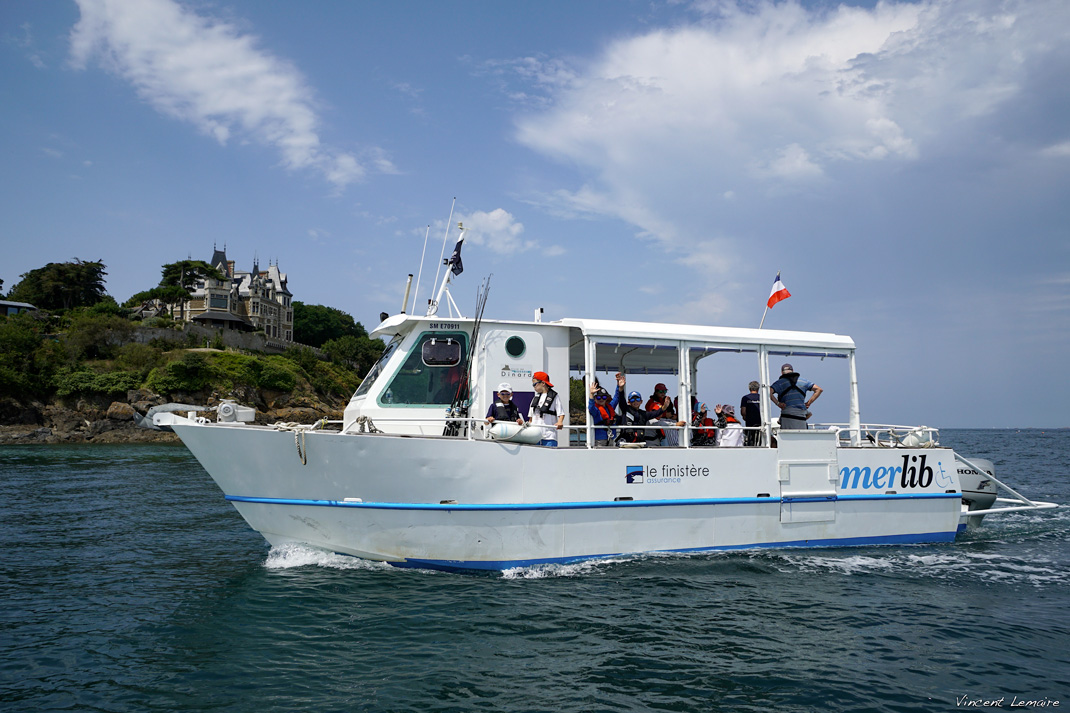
[157,227,1058,571]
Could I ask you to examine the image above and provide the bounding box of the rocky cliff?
[0,388,347,446]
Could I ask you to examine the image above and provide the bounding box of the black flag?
[448,237,464,276]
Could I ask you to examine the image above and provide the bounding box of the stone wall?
[132,323,323,356]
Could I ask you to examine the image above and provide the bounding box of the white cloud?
[511,0,1070,284]
[1042,142,1070,158]
[455,208,534,255]
[69,0,382,188]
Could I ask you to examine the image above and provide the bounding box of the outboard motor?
[958,457,998,528]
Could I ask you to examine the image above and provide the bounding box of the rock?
[132,400,157,414]
[268,407,320,423]
[107,402,136,421]
[127,389,164,406]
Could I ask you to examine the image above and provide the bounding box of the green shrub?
[115,343,164,373]
[258,357,300,391]
[283,346,320,377]
[209,352,262,389]
[0,314,49,397]
[64,311,133,360]
[54,368,142,396]
[145,351,211,394]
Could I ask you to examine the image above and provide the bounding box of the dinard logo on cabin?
[839,455,955,491]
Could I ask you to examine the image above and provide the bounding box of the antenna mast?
[430,222,466,318]
[411,224,431,314]
[427,198,456,314]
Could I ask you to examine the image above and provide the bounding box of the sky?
[2,0,1068,428]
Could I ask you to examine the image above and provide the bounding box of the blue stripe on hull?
[225,491,960,512]
[394,531,960,572]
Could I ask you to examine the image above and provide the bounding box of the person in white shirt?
[528,371,564,447]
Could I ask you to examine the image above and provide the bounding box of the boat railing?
[336,415,768,447]
[824,424,942,448]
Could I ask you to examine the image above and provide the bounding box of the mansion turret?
[184,248,294,342]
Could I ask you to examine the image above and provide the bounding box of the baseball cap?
[532,371,554,387]
[628,390,642,402]
[497,383,512,393]
[781,363,795,374]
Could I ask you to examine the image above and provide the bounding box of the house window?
[209,294,228,310]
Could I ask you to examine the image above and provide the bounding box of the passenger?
[485,383,524,426]
[588,382,619,447]
[615,373,682,446]
[714,404,745,447]
[529,371,565,447]
[651,400,683,447]
[645,382,670,412]
[691,402,716,447]
[769,363,823,430]
[740,380,762,446]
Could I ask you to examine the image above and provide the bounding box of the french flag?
[766,271,791,309]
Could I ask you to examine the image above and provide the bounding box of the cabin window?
[505,336,526,359]
[422,338,462,366]
[380,332,468,406]
[354,334,403,398]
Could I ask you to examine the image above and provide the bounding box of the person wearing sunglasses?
[644,382,670,412]
[614,372,683,446]
[587,380,619,447]
[528,371,564,447]
[485,383,525,426]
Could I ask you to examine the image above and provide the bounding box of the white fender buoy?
[489,423,543,444]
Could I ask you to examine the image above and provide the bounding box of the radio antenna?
[428,197,456,315]
[411,224,430,314]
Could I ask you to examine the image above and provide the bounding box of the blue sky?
[2,0,1068,428]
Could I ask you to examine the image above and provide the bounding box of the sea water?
[1,430,1068,712]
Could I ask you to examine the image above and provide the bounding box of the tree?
[292,302,369,347]
[322,334,386,374]
[157,260,226,320]
[7,259,109,310]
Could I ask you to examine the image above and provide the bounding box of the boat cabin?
[344,314,862,447]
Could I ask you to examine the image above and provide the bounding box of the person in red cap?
[644,383,670,412]
[528,371,564,447]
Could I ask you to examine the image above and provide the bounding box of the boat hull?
[173,419,964,570]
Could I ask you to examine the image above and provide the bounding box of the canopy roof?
[558,318,855,375]
[370,314,856,376]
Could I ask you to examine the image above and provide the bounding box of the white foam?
[770,548,1069,588]
[502,556,633,579]
[263,542,392,571]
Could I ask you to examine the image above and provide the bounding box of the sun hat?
[532,371,554,387]
[497,383,512,393]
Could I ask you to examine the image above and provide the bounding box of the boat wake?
[768,549,1069,588]
[263,543,392,571]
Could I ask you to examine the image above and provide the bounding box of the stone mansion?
[184,247,295,342]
